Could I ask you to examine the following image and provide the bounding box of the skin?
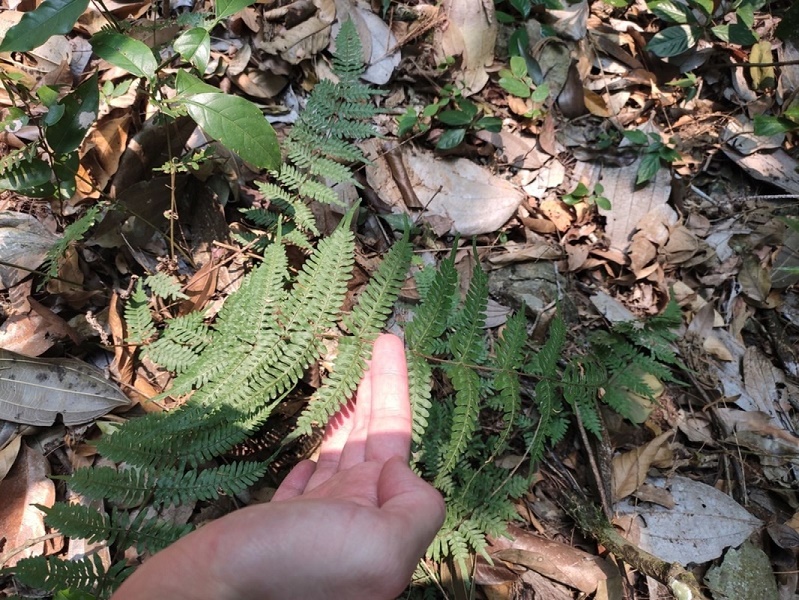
[112,333,446,600]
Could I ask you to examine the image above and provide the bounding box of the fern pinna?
[244,19,379,244]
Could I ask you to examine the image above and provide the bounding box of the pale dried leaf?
[612,431,672,502]
[722,147,799,195]
[0,433,21,482]
[615,476,761,565]
[599,159,673,252]
[0,212,58,290]
[0,349,129,426]
[435,0,496,95]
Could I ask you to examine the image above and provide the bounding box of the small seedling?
[622,129,681,185]
[498,56,549,119]
[562,182,611,210]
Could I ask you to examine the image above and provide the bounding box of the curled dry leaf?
[612,430,673,502]
[0,212,58,290]
[0,349,129,427]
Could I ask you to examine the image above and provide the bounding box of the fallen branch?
[553,485,709,600]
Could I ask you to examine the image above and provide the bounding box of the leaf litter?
[1,0,799,598]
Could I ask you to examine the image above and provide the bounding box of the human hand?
[113,333,445,600]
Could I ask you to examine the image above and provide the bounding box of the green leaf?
[784,104,799,122]
[215,0,257,21]
[687,0,713,15]
[623,129,648,145]
[499,77,531,98]
[0,157,52,191]
[646,24,701,57]
[0,0,89,53]
[179,93,280,169]
[752,115,796,136]
[602,0,629,7]
[45,73,99,155]
[436,128,466,150]
[459,100,478,120]
[476,116,502,132]
[509,56,527,78]
[438,110,474,126]
[647,0,693,24]
[91,32,158,81]
[397,107,418,137]
[174,27,211,74]
[711,21,758,45]
[52,152,79,199]
[636,152,661,185]
[530,83,550,103]
[37,86,59,107]
[595,195,612,210]
[174,70,220,96]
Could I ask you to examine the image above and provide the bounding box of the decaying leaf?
[616,476,761,565]
[705,541,779,600]
[0,443,55,567]
[0,212,59,290]
[612,431,672,502]
[0,349,129,426]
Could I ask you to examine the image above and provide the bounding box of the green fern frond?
[405,249,458,354]
[436,364,481,483]
[448,261,488,363]
[40,504,192,555]
[407,353,433,444]
[332,19,366,80]
[7,555,132,597]
[153,461,267,506]
[124,280,155,345]
[42,205,102,280]
[144,272,187,301]
[144,311,210,373]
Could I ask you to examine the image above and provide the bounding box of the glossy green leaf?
[45,73,99,155]
[784,104,799,122]
[179,93,280,169]
[91,32,157,81]
[499,77,531,98]
[436,128,466,150]
[687,0,713,15]
[753,115,796,136]
[0,157,53,192]
[438,110,473,126]
[646,24,700,57]
[52,152,79,200]
[636,152,661,185]
[623,129,648,145]
[175,70,220,97]
[215,0,257,21]
[174,28,211,74]
[36,86,59,107]
[397,107,418,137]
[647,0,693,24]
[476,116,502,132]
[0,0,88,52]
[711,21,758,45]
[595,195,612,210]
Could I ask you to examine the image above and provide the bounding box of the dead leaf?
[0,443,55,567]
[493,524,621,594]
[0,349,129,426]
[615,476,761,565]
[0,434,21,483]
[612,431,672,502]
[434,0,496,95]
[738,254,772,306]
[539,199,572,232]
[723,147,799,196]
[0,212,58,290]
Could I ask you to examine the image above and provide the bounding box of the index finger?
[365,333,412,463]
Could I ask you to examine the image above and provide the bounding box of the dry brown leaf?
[738,254,772,306]
[0,443,55,567]
[493,524,620,594]
[612,431,672,502]
[539,199,572,232]
[0,434,21,483]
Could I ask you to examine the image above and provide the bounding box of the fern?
[251,20,379,241]
[2,555,132,597]
[124,280,155,345]
[143,272,187,301]
[41,205,102,281]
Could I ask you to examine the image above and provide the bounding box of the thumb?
[378,456,446,543]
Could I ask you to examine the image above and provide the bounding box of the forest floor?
[1,0,799,598]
